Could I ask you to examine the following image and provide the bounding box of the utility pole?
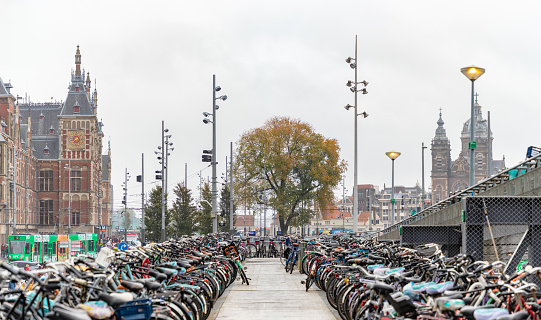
[12,149,17,235]
[161,121,166,242]
[422,142,427,210]
[229,142,234,235]
[342,177,346,232]
[124,168,129,243]
[141,153,145,244]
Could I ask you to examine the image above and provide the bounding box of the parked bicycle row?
[282,236,541,320]
[0,234,249,320]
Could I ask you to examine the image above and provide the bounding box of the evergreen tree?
[144,186,170,243]
[169,183,196,237]
[195,182,213,234]
[219,184,237,232]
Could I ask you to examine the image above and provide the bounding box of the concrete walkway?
[208,258,339,319]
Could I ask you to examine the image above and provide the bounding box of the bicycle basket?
[116,298,153,320]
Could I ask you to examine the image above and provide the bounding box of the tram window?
[89,240,94,251]
[25,243,30,255]
[53,242,57,254]
[33,243,39,254]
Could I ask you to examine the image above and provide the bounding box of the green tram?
[8,233,99,263]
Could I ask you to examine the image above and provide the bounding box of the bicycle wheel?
[240,267,250,285]
[246,244,257,258]
[289,256,296,274]
[305,276,313,292]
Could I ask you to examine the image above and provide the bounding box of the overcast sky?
[2,1,540,212]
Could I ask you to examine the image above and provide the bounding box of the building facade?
[431,104,504,204]
[0,46,112,242]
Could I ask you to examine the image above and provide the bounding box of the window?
[33,243,39,254]
[39,200,54,225]
[71,211,80,225]
[477,155,483,170]
[39,170,54,191]
[71,169,82,191]
[53,242,57,254]
[437,156,443,170]
[25,243,30,255]
[74,106,80,113]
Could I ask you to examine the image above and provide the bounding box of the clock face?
[67,130,85,150]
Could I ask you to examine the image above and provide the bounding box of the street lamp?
[64,160,72,234]
[204,74,227,233]
[157,122,170,242]
[344,35,369,235]
[460,65,485,187]
[385,151,401,226]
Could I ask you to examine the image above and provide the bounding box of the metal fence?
[397,196,541,273]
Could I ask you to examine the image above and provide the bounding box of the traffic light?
[9,182,13,191]
[202,149,212,163]
[122,195,126,205]
[136,175,142,182]
[155,170,162,180]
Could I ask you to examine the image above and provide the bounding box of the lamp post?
[344,35,369,234]
[159,121,168,242]
[460,65,485,187]
[385,151,401,226]
[203,75,227,233]
[341,177,346,232]
[421,142,427,210]
[64,159,72,234]
[123,168,129,242]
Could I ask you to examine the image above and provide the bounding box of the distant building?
[431,104,504,204]
[0,46,112,242]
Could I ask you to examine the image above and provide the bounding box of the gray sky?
[2,0,540,211]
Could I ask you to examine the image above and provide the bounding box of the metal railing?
[379,151,541,236]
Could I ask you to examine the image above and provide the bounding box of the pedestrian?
[25,264,30,271]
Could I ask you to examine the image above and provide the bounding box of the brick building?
[431,106,504,203]
[0,46,112,242]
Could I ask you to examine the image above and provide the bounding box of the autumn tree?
[144,186,170,243]
[234,116,346,235]
[169,183,196,237]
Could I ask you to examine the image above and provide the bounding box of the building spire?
[75,45,82,76]
[434,109,448,140]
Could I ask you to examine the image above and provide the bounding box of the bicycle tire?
[238,262,250,285]
[246,244,257,258]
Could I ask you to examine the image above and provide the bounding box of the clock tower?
[57,46,104,229]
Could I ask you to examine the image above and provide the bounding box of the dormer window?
[49,127,55,134]
[74,106,80,113]
[39,113,44,121]
[44,144,50,155]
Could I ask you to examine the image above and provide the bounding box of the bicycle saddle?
[148,270,167,282]
[99,292,133,308]
[369,282,395,294]
[494,311,529,320]
[473,308,509,320]
[460,306,496,320]
[120,280,144,294]
[155,267,175,278]
[143,280,162,291]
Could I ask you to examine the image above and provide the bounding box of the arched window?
[437,156,443,170]
[477,154,484,170]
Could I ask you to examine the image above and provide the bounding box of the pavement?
[208,258,340,320]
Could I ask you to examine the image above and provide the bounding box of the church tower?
[459,99,492,182]
[431,111,451,204]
